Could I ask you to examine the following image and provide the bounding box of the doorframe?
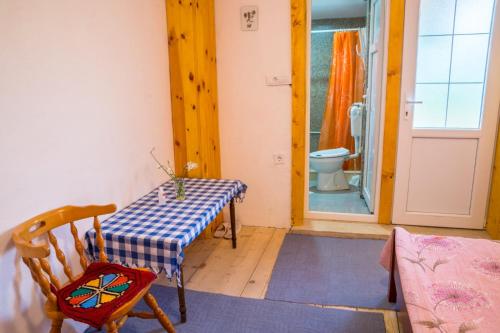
[290,0,307,226]
[291,0,397,224]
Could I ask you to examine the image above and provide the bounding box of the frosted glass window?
[418,0,455,35]
[447,84,484,128]
[413,84,448,128]
[416,36,452,83]
[412,0,495,129]
[450,35,489,83]
[455,0,495,34]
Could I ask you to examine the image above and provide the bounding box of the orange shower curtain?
[318,31,365,170]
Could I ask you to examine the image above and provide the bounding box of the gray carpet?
[266,234,399,310]
[86,285,386,333]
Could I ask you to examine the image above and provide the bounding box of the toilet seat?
[310,147,349,159]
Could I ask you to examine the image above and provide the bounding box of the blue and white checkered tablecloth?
[85,178,247,283]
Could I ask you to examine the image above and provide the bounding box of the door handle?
[405,100,423,104]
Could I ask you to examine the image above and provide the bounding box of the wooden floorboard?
[384,310,400,333]
[240,228,287,299]
[156,236,221,288]
[186,226,275,296]
[155,225,495,332]
[183,237,221,283]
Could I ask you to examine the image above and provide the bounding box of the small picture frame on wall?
[240,6,258,31]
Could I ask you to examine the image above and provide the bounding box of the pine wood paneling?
[291,0,307,226]
[165,0,222,236]
[487,131,500,239]
[378,0,405,224]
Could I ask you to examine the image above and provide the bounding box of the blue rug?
[266,234,399,310]
[86,285,386,332]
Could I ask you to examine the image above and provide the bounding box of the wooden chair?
[12,204,176,333]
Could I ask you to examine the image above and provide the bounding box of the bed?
[380,227,500,333]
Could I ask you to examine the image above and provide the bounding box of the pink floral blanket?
[380,227,500,333]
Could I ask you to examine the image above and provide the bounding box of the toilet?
[310,103,363,191]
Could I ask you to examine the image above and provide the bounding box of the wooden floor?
[156,224,490,333]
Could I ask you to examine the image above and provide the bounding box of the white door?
[393,0,500,228]
[363,0,386,213]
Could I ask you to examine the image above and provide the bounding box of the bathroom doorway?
[306,0,387,221]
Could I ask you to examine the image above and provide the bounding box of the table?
[85,178,247,322]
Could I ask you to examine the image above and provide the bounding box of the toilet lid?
[310,148,350,159]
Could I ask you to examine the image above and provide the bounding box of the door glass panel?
[447,84,484,128]
[372,0,381,43]
[414,84,448,128]
[416,36,452,83]
[413,0,495,129]
[455,0,495,34]
[419,0,455,35]
[450,35,489,82]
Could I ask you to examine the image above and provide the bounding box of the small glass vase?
[174,179,186,200]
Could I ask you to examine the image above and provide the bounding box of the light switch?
[265,75,292,86]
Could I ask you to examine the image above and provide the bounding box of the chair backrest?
[11,204,116,306]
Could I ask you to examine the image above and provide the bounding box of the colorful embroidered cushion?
[55,262,156,328]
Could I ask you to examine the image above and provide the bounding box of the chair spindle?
[22,257,45,296]
[28,258,57,305]
[47,230,74,282]
[70,222,88,270]
[39,257,62,290]
[93,216,108,262]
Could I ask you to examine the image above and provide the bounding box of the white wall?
[215,0,292,228]
[312,0,366,20]
[0,1,173,332]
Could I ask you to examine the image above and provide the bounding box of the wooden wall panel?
[378,0,405,224]
[195,0,221,179]
[486,131,500,239]
[165,0,222,235]
[290,0,307,226]
[166,0,188,173]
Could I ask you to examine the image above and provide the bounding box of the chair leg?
[106,321,118,333]
[144,292,176,333]
[49,319,63,333]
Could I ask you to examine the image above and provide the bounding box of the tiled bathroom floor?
[308,184,370,214]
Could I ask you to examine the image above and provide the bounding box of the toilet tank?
[350,103,363,137]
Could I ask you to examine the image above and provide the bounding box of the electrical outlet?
[273,153,285,165]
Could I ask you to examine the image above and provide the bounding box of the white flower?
[150,147,176,179]
[186,162,198,171]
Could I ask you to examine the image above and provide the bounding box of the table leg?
[230,198,237,249]
[177,265,187,323]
